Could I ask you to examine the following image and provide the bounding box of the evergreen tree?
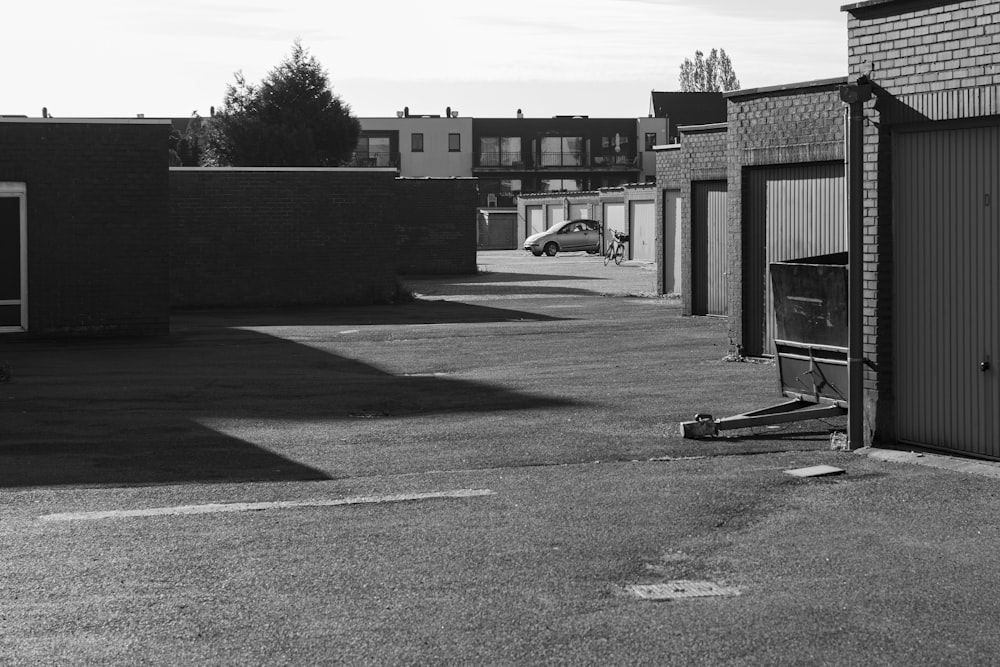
[207,40,360,166]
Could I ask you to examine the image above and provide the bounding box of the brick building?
[845,0,1000,456]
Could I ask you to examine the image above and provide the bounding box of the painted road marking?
[38,489,496,522]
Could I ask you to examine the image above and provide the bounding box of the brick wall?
[656,125,728,312]
[846,0,1000,444]
[725,80,846,351]
[169,168,399,307]
[0,120,170,336]
[394,177,479,275]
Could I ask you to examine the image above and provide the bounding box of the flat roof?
[841,0,956,12]
[677,122,728,133]
[725,76,849,100]
[0,117,171,125]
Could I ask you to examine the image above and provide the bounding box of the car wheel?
[544,242,558,257]
[531,250,543,257]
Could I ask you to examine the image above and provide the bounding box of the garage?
[893,123,1000,459]
[0,183,26,332]
[742,162,846,356]
[526,205,544,237]
[604,201,625,237]
[691,180,728,316]
[663,190,682,294]
[629,199,655,262]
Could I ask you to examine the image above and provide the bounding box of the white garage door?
[629,200,655,262]
[526,205,544,237]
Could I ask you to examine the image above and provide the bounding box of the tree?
[207,40,361,167]
[169,112,208,167]
[679,48,740,93]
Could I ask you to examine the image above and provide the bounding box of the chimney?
[446,106,451,118]
[517,108,523,119]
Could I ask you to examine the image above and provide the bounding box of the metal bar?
[680,400,848,438]
[773,339,849,354]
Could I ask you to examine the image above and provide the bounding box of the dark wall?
[0,120,170,336]
[394,177,478,275]
[169,169,400,307]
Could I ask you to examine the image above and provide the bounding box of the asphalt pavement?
[2,251,1000,666]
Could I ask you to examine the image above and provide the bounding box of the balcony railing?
[471,150,640,171]
[342,151,400,168]
[540,151,586,167]
[475,152,525,168]
[591,152,638,168]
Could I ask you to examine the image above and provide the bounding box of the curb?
[861,447,1000,480]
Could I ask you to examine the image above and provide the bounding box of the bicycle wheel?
[604,242,615,265]
[614,244,625,265]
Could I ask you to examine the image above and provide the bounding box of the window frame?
[411,133,424,152]
[448,133,461,152]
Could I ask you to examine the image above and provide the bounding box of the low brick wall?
[394,178,478,275]
[0,119,170,336]
[169,168,399,308]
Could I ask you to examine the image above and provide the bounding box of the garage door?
[604,202,625,236]
[743,162,846,356]
[569,202,589,220]
[526,205,545,237]
[894,125,1000,459]
[663,190,682,294]
[692,181,728,316]
[546,205,563,229]
[0,183,26,333]
[629,200,655,262]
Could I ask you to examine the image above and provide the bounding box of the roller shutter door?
[894,125,1000,459]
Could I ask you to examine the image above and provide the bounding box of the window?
[448,133,461,152]
[645,133,657,151]
[478,136,521,166]
[540,178,583,192]
[541,137,583,166]
[356,135,392,166]
[411,133,424,152]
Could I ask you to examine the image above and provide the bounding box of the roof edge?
[677,122,728,134]
[724,76,850,100]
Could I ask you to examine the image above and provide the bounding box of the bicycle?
[603,230,628,266]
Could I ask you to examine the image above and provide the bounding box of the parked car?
[524,219,602,257]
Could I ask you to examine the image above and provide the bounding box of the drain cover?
[627,580,740,601]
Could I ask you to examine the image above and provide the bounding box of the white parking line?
[38,489,496,522]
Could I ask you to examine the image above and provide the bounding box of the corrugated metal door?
[692,181,728,316]
[743,163,846,356]
[663,190,682,294]
[894,125,999,459]
[526,206,544,237]
[630,200,655,261]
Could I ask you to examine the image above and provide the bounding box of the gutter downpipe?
[840,80,872,448]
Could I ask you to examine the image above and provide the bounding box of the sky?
[4,0,850,120]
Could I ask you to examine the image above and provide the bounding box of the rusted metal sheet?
[743,163,846,356]
[692,180,728,316]
[893,125,1000,459]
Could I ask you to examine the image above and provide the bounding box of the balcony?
[342,151,400,168]
[474,152,525,169]
[591,152,638,168]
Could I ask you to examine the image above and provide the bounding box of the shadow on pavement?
[172,298,565,329]
[0,305,575,488]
